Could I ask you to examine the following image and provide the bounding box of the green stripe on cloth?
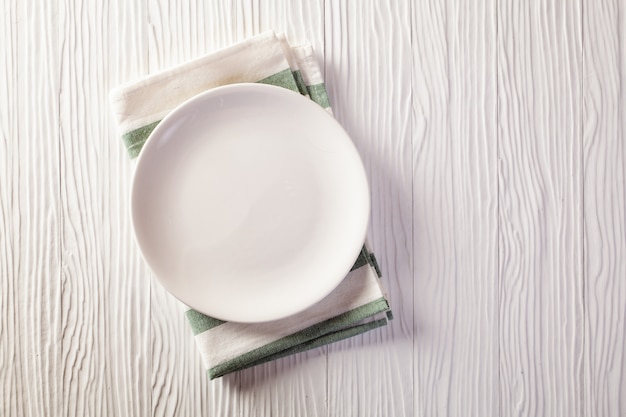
[354,245,382,276]
[351,245,384,273]
[350,247,370,271]
[306,83,330,108]
[209,318,388,379]
[257,68,299,91]
[369,253,383,278]
[292,70,308,96]
[186,309,226,335]
[208,297,390,378]
[123,120,160,159]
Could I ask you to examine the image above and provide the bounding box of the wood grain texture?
[583,1,626,415]
[0,2,61,417]
[498,1,583,416]
[4,1,626,416]
[58,1,150,416]
[325,1,414,416]
[412,1,499,416]
[146,1,328,416]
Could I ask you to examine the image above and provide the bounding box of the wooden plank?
[146,1,327,416]
[583,1,626,415]
[58,1,151,416]
[324,1,413,416]
[0,2,61,417]
[411,1,499,415]
[497,1,583,415]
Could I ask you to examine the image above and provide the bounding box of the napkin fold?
[110,31,392,379]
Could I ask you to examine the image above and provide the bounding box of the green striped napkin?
[110,31,392,379]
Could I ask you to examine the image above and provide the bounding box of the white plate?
[131,83,369,323]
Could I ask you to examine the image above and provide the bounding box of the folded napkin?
[110,31,392,379]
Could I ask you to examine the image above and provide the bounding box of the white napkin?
[110,31,392,379]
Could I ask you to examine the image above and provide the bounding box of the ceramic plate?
[131,83,369,322]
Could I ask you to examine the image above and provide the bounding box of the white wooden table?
[2,1,625,416]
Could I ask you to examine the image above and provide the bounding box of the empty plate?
[131,83,369,322]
